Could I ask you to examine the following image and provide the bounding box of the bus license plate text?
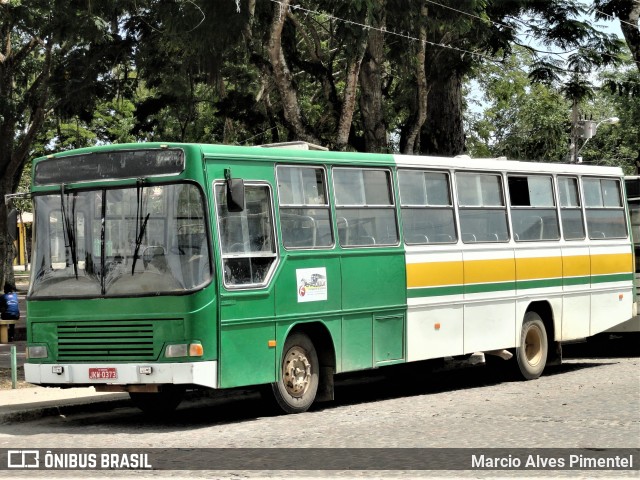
[89,368,117,380]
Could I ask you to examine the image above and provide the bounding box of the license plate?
[89,367,117,380]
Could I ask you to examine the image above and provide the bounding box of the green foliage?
[466,49,639,170]
[467,47,571,162]
[577,66,640,172]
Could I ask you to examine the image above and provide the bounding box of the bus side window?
[215,183,277,287]
[456,172,509,243]
[333,167,398,247]
[583,177,627,239]
[276,165,333,249]
[558,176,585,240]
[508,175,559,242]
[398,169,457,245]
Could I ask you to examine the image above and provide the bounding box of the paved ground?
[0,354,637,479]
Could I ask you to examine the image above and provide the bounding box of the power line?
[594,8,640,29]
[423,0,515,32]
[269,0,498,63]
[415,0,634,64]
[269,0,639,76]
[590,8,640,69]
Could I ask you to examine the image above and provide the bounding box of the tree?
[467,50,639,170]
[466,47,570,162]
[593,1,640,171]
[420,0,625,156]
[126,0,624,159]
[0,1,134,287]
[578,65,640,171]
[594,0,640,72]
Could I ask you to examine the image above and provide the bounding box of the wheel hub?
[283,346,311,397]
[524,326,543,366]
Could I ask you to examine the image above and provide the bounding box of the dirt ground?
[0,367,31,389]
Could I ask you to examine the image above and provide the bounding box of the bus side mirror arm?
[224,169,245,212]
[4,192,31,206]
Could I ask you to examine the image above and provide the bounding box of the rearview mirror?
[226,177,245,212]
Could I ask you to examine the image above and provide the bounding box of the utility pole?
[569,100,579,163]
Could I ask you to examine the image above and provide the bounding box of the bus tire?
[129,387,185,415]
[515,312,548,380]
[271,332,319,414]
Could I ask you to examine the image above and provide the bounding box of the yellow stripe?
[516,256,562,281]
[407,253,632,288]
[406,261,462,288]
[464,258,514,284]
[591,253,633,276]
[562,255,591,277]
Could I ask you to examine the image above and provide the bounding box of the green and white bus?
[24,142,635,413]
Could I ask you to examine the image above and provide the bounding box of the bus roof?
[34,142,624,177]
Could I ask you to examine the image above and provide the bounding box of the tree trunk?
[335,36,368,150]
[421,72,465,155]
[358,3,387,153]
[334,5,370,150]
[402,2,429,155]
[0,177,13,289]
[0,39,51,287]
[620,1,640,73]
[267,0,318,144]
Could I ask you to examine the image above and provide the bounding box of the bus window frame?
[29,180,214,299]
[557,175,587,241]
[398,168,457,245]
[455,171,510,244]
[275,164,335,251]
[332,166,400,248]
[507,173,561,242]
[582,176,628,240]
[214,180,279,290]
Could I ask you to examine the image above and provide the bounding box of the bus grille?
[56,322,156,361]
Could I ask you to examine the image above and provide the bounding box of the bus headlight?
[165,343,203,358]
[27,346,48,359]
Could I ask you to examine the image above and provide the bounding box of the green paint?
[373,315,405,365]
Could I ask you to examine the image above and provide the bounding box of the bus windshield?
[30,182,211,298]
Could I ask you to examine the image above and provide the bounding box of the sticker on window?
[296,268,327,302]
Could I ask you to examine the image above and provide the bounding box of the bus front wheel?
[515,312,548,380]
[272,332,319,414]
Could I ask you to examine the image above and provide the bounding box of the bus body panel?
[27,287,218,363]
[589,243,634,336]
[340,251,406,370]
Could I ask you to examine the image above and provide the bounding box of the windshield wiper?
[60,186,79,279]
[132,213,150,275]
[131,179,149,275]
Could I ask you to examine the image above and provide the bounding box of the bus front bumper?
[24,361,218,389]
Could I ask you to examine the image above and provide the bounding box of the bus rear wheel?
[129,387,185,415]
[271,332,319,414]
[515,312,548,380]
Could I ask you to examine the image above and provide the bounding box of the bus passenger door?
[214,181,278,389]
